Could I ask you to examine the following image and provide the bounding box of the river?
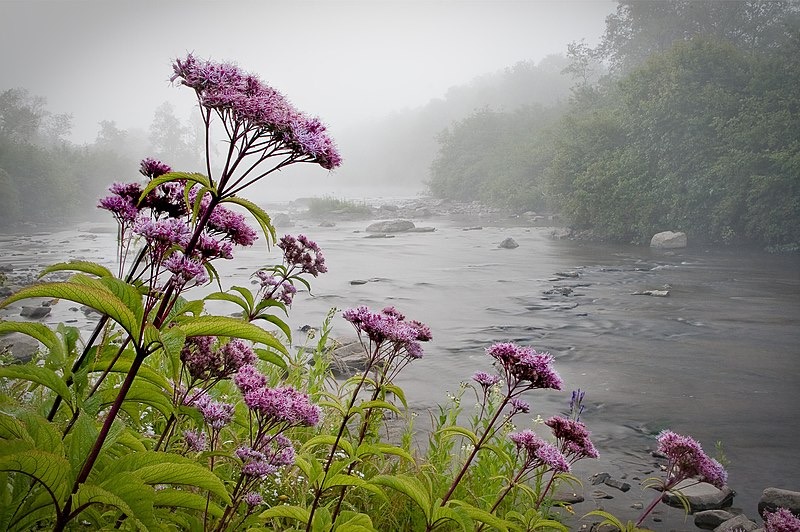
[1,203,798,528]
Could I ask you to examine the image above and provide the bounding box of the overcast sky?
[1,0,615,144]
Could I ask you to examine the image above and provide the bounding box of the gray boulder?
[498,237,519,249]
[365,220,415,233]
[758,487,800,517]
[650,230,688,249]
[662,479,735,512]
[695,509,739,530]
[20,306,51,319]
[0,332,40,362]
[714,514,759,531]
[328,337,368,377]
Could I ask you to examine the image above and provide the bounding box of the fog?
[1,0,613,200]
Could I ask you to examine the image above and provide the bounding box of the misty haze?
[0,1,799,531]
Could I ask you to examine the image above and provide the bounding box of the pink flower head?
[164,252,208,285]
[342,305,432,359]
[545,416,599,460]
[243,385,320,427]
[278,234,327,276]
[509,429,570,473]
[220,339,256,371]
[486,342,562,390]
[234,364,267,394]
[171,54,341,170]
[244,491,263,506]
[656,430,728,488]
[140,158,172,179]
[207,204,258,246]
[765,508,800,532]
[183,429,207,452]
[196,398,234,430]
[472,371,501,388]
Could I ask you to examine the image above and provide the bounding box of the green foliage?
[306,196,372,218]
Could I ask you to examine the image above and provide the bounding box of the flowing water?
[2,208,798,527]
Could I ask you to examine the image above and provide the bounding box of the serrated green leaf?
[14,411,64,456]
[0,450,71,502]
[260,504,310,524]
[0,282,139,338]
[134,463,231,504]
[100,380,173,420]
[256,313,292,342]
[175,316,287,355]
[355,443,414,463]
[230,285,255,310]
[0,365,73,412]
[312,506,333,532]
[66,413,98,481]
[355,399,401,416]
[323,474,387,501]
[139,171,211,201]
[153,488,224,517]
[0,321,65,362]
[334,511,376,532]
[205,291,250,314]
[255,347,289,372]
[302,434,354,458]
[99,472,158,530]
[72,483,143,529]
[370,474,432,521]
[432,505,472,532]
[221,195,277,244]
[87,348,171,391]
[39,260,113,279]
[0,412,29,441]
[449,500,510,532]
[381,383,407,409]
[438,426,479,446]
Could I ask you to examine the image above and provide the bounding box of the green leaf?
[0,365,72,411]
[0,321,65,362]
[255,313,292,342]
[260,504,310,523]
[65,412,98,481]
[14,411,64,456]
[311,506,333,532]
[99,380,173,420]
[205,291,251,314]
[371,474,432,521]
[72,483,143,529]
[98,472,158,530]
[39,260,113,279]
[449,501,510,532]
[0,282,139,338]
[175,316,287,355]
[355,443,414,463]
[153,488,224,517]
[381,383,408,409]
[0,412,29,441]
[255,347,289,372]
[431,505,472,532]
[0,450,71,503]
[355,399,401,416]
[221,195,277,244]
[134,463,231,504]
[139,171,211,201]
[302,434,355,458]
[87,348,171,391]
[334,511,376,532]
[438,426,479,447]
[230,285,255,310]
[99,277,144,324]
[323,474,387,500]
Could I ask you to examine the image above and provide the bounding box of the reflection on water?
[2,215,799,515]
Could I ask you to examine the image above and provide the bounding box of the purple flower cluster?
[243,491,264,507]
[765,508,800,532]
[255,272,297,305]
[183,429,207,452]
[472,371,501,388]
[278,234,327,277]
[342,306,432,360]
[656,430,728,488]
[171,54,341,170]
[545,416,599,462]
[140,158,172,179]
[234,364,320,428]
[194,395,234,430]
[509,429,570,473]
[181,336,256,381]
[164,252,208,285]
[236,435,295,479]
[486,342,562,391]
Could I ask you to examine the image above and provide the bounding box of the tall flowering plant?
[0,54,339,531]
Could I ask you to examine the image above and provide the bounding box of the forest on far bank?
[429,1,800,249]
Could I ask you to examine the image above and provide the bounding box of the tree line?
[428,0,800,248]
[0,91,202,229]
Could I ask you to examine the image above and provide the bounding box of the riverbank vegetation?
[0,53,745,531]
[428,1,800,248]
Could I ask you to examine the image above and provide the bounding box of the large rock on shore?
[365,220,415,233]
[662,479,735,512]
[650,230,688,249]
[758,487,800,517]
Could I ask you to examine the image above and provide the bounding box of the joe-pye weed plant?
[0,54,730,531]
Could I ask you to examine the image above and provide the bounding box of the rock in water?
[365,220,415,233]
[499,237,519,249]
[758,487,800,516]
[650,230,687,249]
[662,479,734,512]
